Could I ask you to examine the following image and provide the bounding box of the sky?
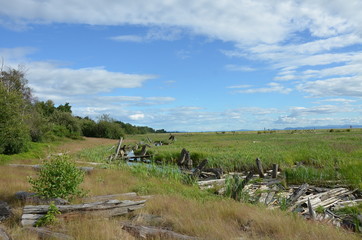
[1,0,362,132]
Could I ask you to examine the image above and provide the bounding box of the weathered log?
[255,158,264,178]
[241,171,254,189]
[203,168,223,179]
[26,227,73,240]
[21,199,146,226]
[121,223,200,240]
[0,227,12,240]
[198,179,226,186]
[0,201,11,222]
[140,145,147,156]
[178,148,188,166]
[114,137,123,159]
[272,164,278,178]
[287,183,309,206]
[192,159,208,178]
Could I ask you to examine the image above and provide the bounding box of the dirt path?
[55,137,120,154]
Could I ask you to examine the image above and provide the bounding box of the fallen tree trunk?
[121,223,200,240]
[21,199,146,226]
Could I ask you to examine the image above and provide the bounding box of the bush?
[35,202,61,227]
[28,155,86,200]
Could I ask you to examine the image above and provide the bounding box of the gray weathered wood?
[287,183,309,206]
[21,199,146,226]
[192,159,208,178]
[0,227,12,240]
[114,137,123,158]
[26,227,73,240]
[255,158,264,178]
[272,164,278,178]
[308,198,316,220]
[121,223,200,240]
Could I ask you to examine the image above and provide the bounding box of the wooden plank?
[308,198,316,220]
[287,183,309,206]
[0,227,12,240]
[114,137,123,158]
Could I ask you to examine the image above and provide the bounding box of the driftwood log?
[121,223,199,240]
[21,199,146,226]
[26,227,73,240]
[178,148,192,169]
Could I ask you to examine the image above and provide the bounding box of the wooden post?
[272,164,278,178]
[308,198,316,220]
[114,137,123,159]
[255,158,264,178]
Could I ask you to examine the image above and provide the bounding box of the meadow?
[123,129,362,189]
[1,130,362,239]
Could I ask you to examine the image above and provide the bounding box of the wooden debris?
[121,223,200,240]
[308,198,316,220]
[255,158,264,178]
[272,164,278,179]
[26,227,73,240]
[287,183,309,207]
[192,159,208,178]
[178,148,192,169]
[0,227,12,240]
[21,199,146,226]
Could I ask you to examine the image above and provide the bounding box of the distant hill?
[283,125,362,130]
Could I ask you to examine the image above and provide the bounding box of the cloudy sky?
[1,0,362,131]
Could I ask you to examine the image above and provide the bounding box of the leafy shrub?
[28,155,86,200]
[35,202,61,227]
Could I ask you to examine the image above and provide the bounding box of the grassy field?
[126,129,362,189]
[1,131,361,239]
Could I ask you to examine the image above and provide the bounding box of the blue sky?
[1,0,362,131]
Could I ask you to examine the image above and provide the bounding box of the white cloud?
[110,35,143,42]
[298,76,362,97]
[226,84,252,89]
[129,113,145,120]
[235,82,292,94]
[225,64,255,72]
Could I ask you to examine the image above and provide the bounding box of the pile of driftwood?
[108,135,175,163]
[197,158,362,232]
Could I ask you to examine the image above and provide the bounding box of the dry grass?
[142,195,360,240]
[55,217,135,240]
[0,166,34,202]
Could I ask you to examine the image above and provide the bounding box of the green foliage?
[224,175,246,201]
[315,206,325,214]
[0,76,30,154]
[35,202,61,227]
[28,155,86,200]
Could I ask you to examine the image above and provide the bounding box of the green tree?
[0,68,30,154]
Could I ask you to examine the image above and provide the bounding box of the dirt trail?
[55,137,119,154]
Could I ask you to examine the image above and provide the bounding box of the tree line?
[0,67,166,155]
